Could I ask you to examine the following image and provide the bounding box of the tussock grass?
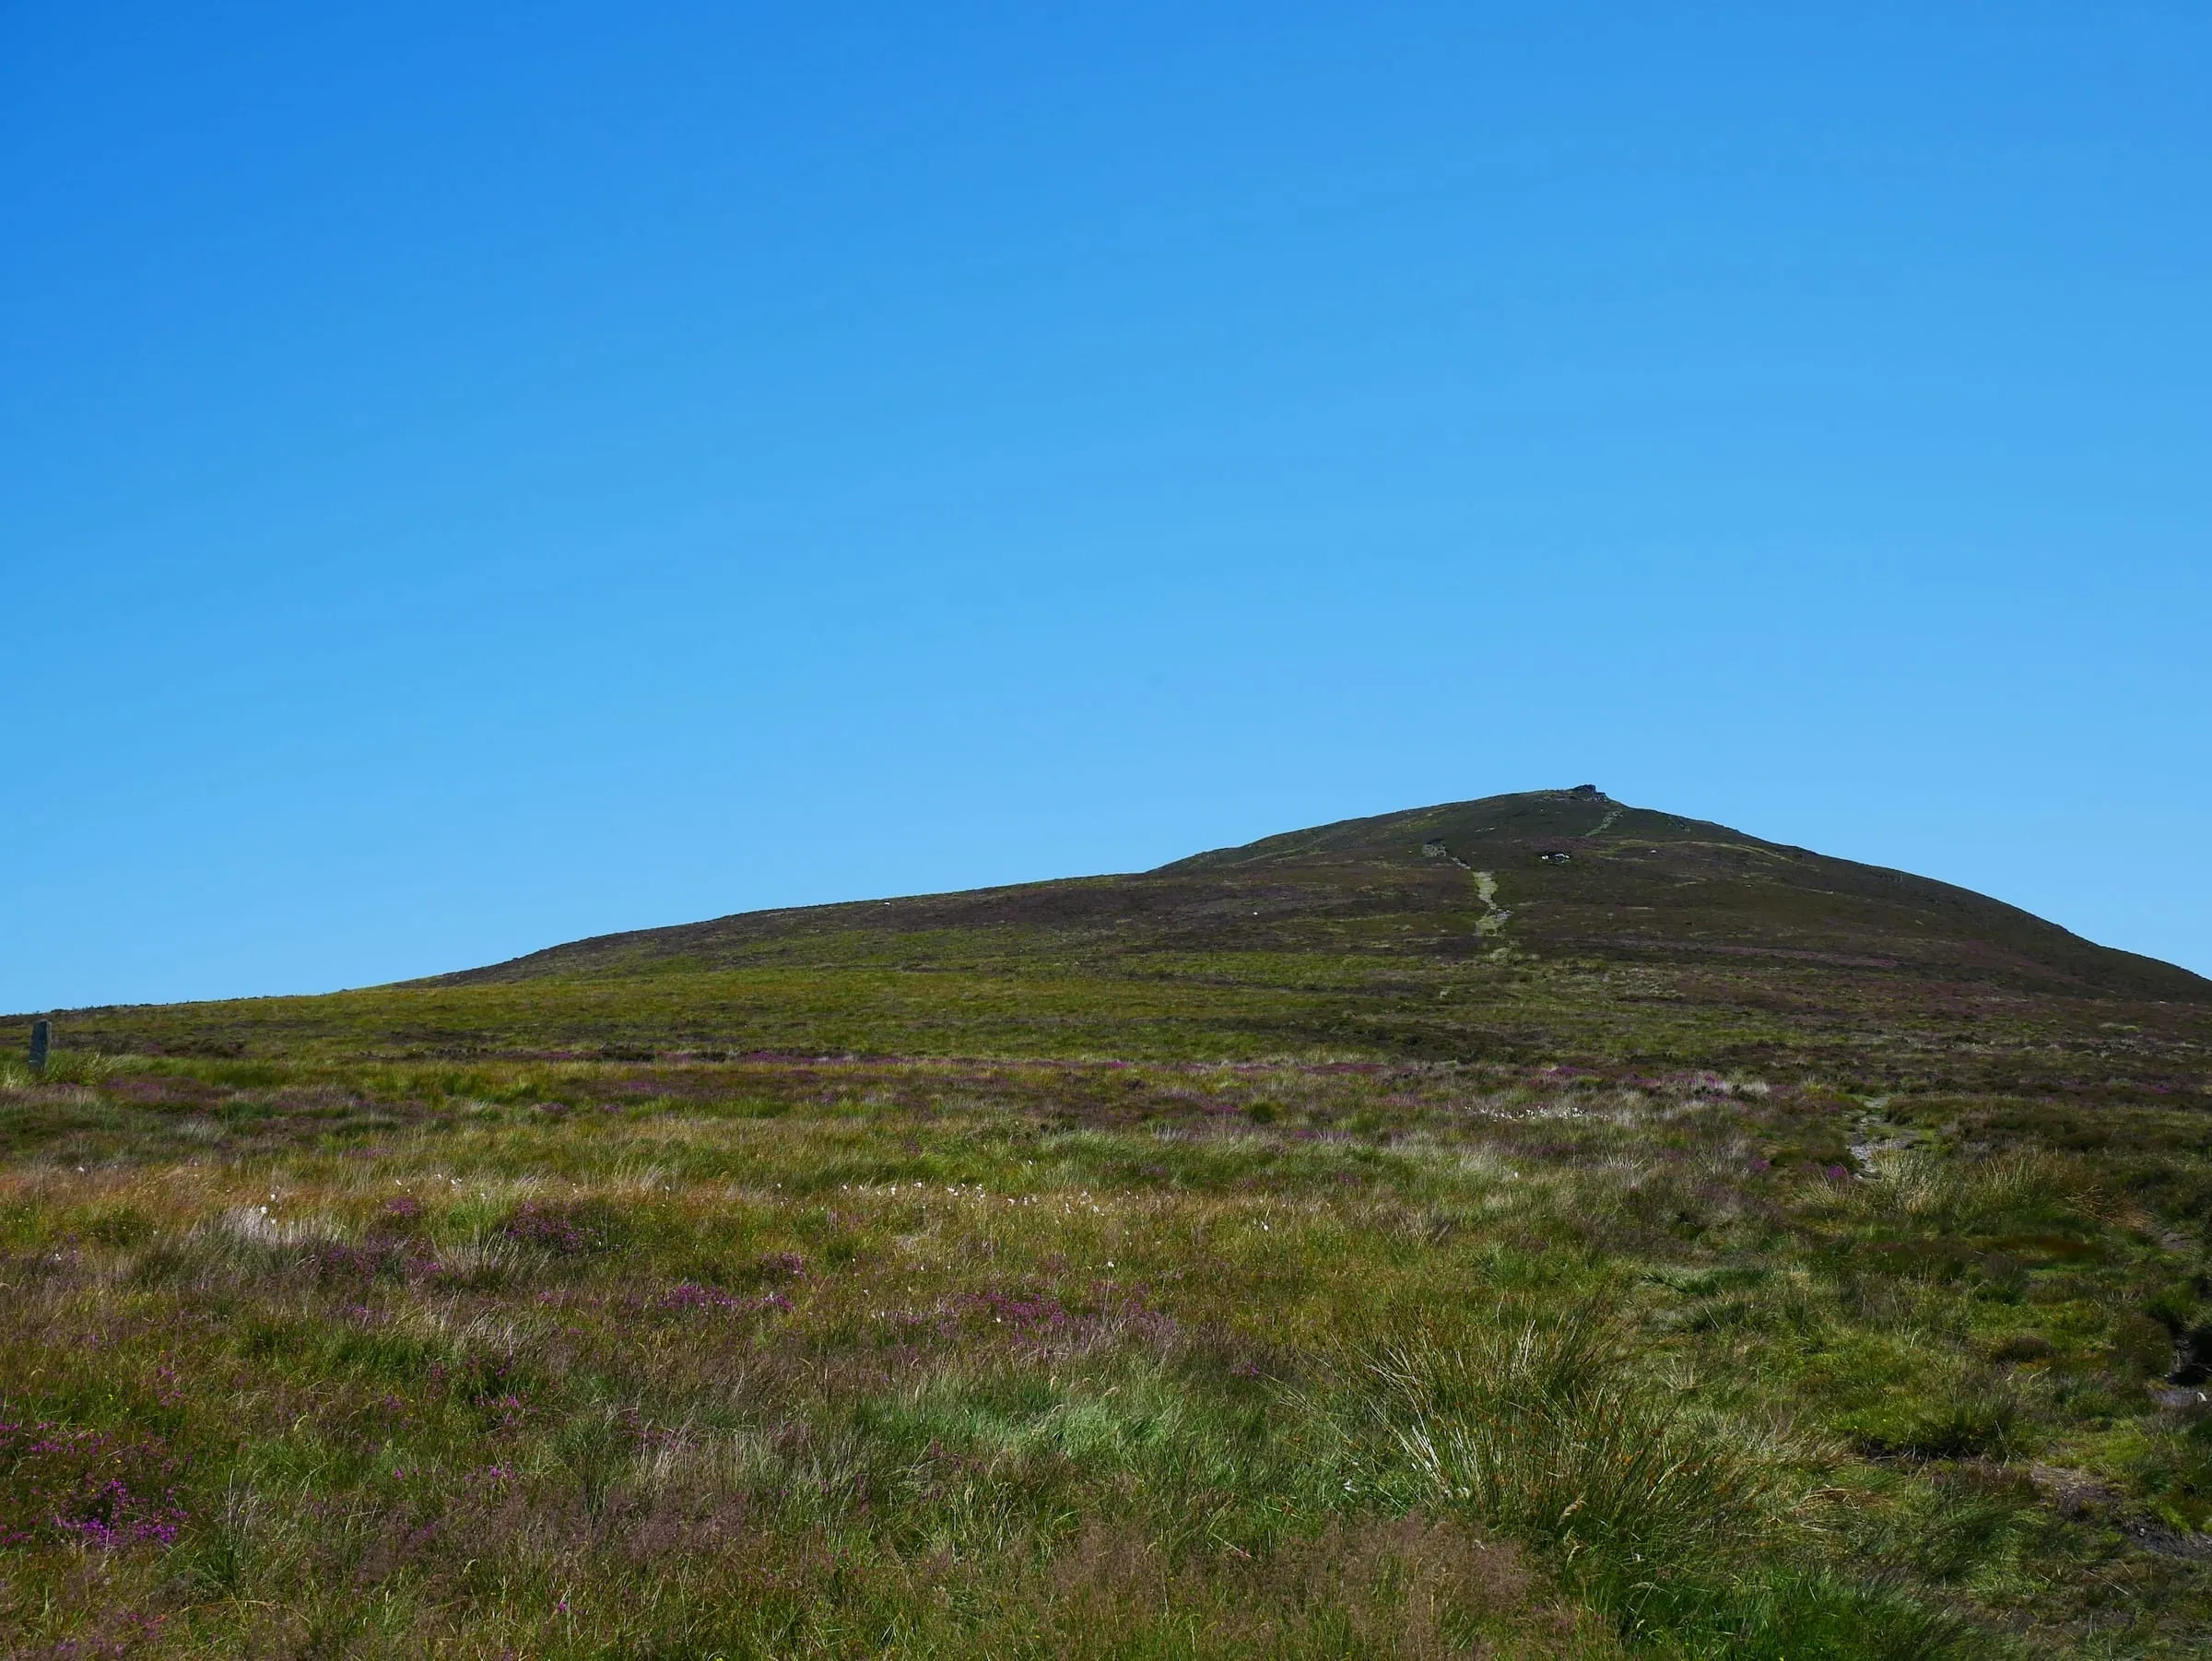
[0,1053,2206,1654]
[1357,1310,1988,1656]
[1370,1314,1775,1573]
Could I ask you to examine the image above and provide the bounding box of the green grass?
[3,1053,2210,1655]
[5,790,2210,1655]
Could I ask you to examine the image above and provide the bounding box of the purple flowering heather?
[0,1420,186,1549]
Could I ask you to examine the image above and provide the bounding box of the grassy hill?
[15,788,2207,1087]
[5,790,2212,1657]
[438,784,2203,1004]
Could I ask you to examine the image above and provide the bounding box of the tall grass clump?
[1361,1309,1981,1658]
[1841,1149,2107,1236]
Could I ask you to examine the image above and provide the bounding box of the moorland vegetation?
[4,789,2211,1657]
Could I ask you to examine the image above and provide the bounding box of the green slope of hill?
[6,793,2212,1655]
[16,790,2206,1090]
[429,785,2203,1002]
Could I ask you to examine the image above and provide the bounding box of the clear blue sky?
[5,2,2208,1013]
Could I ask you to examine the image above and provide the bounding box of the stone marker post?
[28,1019,51,1072]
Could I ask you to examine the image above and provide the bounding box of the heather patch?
[498,1197,630,1256]
[0,1420,186,1550]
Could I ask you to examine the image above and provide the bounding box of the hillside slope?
[429,786,2207,1003]
[13,789,2209,1084]
[8,794,2212,1653]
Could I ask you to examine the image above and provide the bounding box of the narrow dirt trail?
[1425,841,1512,936]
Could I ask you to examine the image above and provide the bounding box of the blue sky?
[4,2,2208,1011]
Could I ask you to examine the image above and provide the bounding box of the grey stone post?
[28,1019,51,1071]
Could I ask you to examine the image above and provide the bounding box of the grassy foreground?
[5,1049,2212,1656]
